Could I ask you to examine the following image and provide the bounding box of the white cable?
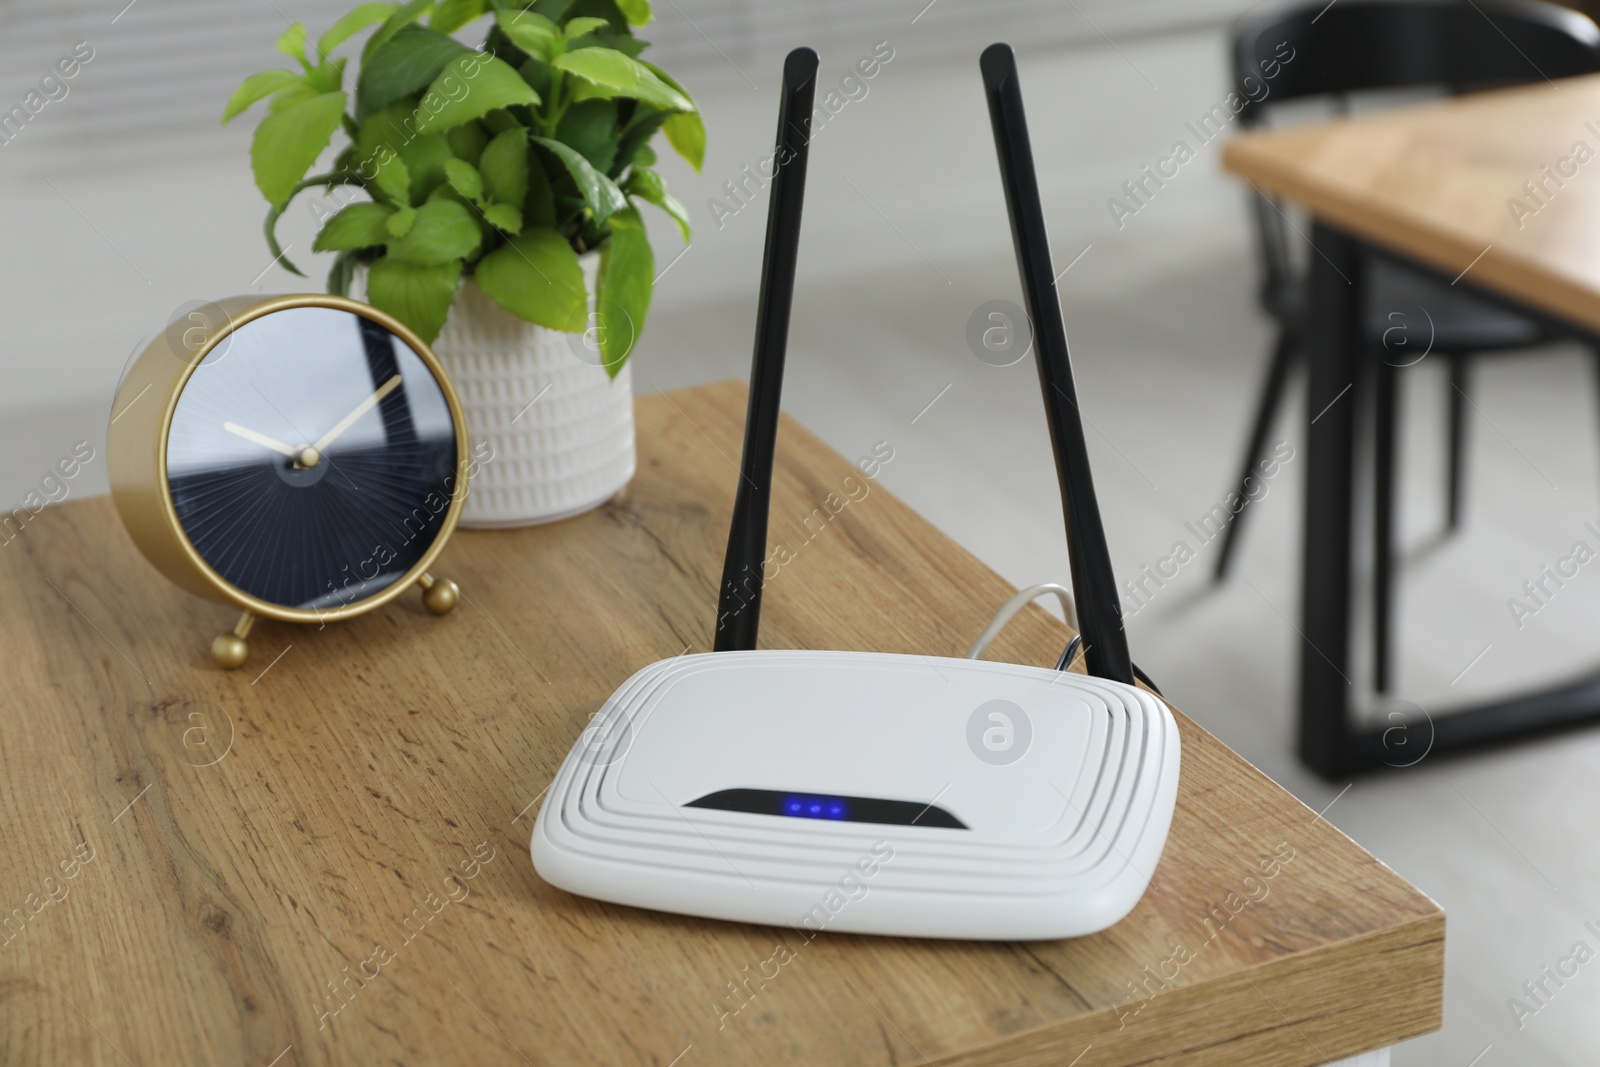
[964,582,1078,660]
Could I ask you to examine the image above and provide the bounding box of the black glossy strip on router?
[686,788,968,829]
[980,43,1135,686]
[714,47,820,652]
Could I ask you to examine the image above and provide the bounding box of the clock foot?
[419,573,459,616]
[212,611,254,669]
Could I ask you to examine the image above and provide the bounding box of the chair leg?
[1214,329,1298,581]
[1592,348,1600,498]
[1447,356,1469,531]
[1374,359,1400,694]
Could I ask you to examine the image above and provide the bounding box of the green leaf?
[268,82,321,112]
[614,0,651,26]
[366,258,463,343]
[222,69,305,123]
[532,136,626,221]
[481,107,520,135]
[386,198,482,264]
[358,102,457,203]
[386,205,417,236]
[425,182,466,205]
[356,103,397,160]
[554,99,618,174]
[611,107,668,175]
[531,0,577,21]
[525,156,555,226]
[478,127,529,205]
[474,227,587,331]
[589,29,647,58]
[563,16,610,38]
[319,3,401,56]
[643,61,704,171]
[305,56,348,94]
[370,149,412,205]
[415,53,540,134]
[445,120,489,165]
[399,132,455,201]
[363,0,435,60]
[483,203,523,233]
[494,10,560,62]
[595,205,652,376]
[357,25,469,117]
[444,158,484,201]
[327,250,363,296]
[313,201,396,250]
[661,111,705,173]
[430,0,487,34]
[567,76,614,103]
[624,167,688,243]
[552,48,692,111]
[278,23,308,61]
[251,91,349,207]
[610,35,649,59]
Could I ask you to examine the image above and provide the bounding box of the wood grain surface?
[1225,73,1600,333]
[0,381,1441,1066]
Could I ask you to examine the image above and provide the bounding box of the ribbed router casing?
[532,650,1181,940]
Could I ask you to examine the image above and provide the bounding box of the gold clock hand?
[222,421,300,459]
[311,374,403,454]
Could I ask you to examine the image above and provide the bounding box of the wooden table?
[0,382,1441,1065]
[1225,75,1600,778]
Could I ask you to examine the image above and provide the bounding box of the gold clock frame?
[108,294,470,669]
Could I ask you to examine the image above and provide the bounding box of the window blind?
[0,0,1247,145]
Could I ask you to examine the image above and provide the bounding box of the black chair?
[1214,0,1600,691]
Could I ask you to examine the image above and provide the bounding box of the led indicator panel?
[686,788,967,828]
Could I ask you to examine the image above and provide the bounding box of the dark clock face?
[165,306,458,613]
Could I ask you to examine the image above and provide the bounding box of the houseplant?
[223,0,699,525]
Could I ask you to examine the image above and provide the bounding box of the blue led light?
[781,795,848,820]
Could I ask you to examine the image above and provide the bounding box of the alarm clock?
[109,295,470,669]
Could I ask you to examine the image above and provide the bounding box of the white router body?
[533,651,1180,939]
[530,45,1184,941]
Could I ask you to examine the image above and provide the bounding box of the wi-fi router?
[532,44,1181,940]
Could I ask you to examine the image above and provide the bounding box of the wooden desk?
[1225,77,1600,777]
[0,382,1441,1066]
[1226,75,1600,334]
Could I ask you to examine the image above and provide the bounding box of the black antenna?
[714,47,820,652]
[980,43,1134,685]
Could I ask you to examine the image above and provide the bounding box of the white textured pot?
[430,266,635,527]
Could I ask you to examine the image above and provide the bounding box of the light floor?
[6,20,1600,1067]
